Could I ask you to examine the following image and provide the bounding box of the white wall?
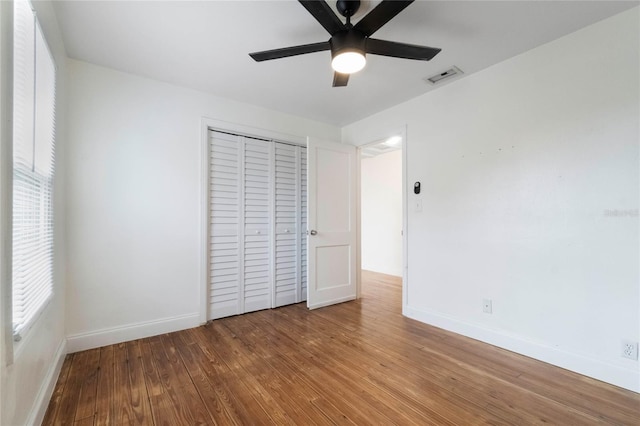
[0,1,68,425]
[361,150,403,276]
[343,8,640,392]
[65,59,341,351]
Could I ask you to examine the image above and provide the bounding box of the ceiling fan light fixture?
[330,30,367,74]
[331,50,366,74]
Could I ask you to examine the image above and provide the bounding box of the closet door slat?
[300,147,308,301]
[243,139,272,313]
[209,131,241,319]
[273,144,298,307]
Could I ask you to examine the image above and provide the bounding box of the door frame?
[355,126,408,308]
[199,117,306,323]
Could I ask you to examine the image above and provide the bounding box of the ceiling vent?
[425,66,463,85]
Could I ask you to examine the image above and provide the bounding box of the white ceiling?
[52,0,637,126]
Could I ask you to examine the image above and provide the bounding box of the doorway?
[358,134,406,305]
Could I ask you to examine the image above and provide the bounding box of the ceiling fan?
[249,0,442,87]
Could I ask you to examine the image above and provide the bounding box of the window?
[11,0,56,341]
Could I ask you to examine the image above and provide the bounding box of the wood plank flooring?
[43,271,640,425]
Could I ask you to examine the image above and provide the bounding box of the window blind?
[12,0,56,341]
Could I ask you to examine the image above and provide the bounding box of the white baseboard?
[404,304,640,393]
[26,338,67,426]
[66,313,202,353]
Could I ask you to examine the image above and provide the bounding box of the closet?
[208,130,307,320]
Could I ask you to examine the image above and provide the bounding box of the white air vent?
[425,66,463,85]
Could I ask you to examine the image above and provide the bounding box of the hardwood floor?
[43,271,640,425]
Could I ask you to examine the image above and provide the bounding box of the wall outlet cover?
[621,340,638,360]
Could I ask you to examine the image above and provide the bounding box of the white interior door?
[307,139,357,309]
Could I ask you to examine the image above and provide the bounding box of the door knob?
[309,230,317,236]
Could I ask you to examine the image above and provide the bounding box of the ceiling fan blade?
[299,0,345,35]
[249,41,330,62]
[366,38,441,61]
[332,72,349,87]
[354,0,414,37]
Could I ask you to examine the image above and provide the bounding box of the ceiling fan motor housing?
[330,30,366,60]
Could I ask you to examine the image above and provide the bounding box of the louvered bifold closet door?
[273,143,300,307]
[243,139,272,313]
[300,147,308,301]
[209,131,242,319]
[209,131,306,319]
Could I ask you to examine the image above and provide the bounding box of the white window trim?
[0,0,16,366]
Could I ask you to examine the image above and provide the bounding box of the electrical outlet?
[621,340,638,360]
[482,299,492,314]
